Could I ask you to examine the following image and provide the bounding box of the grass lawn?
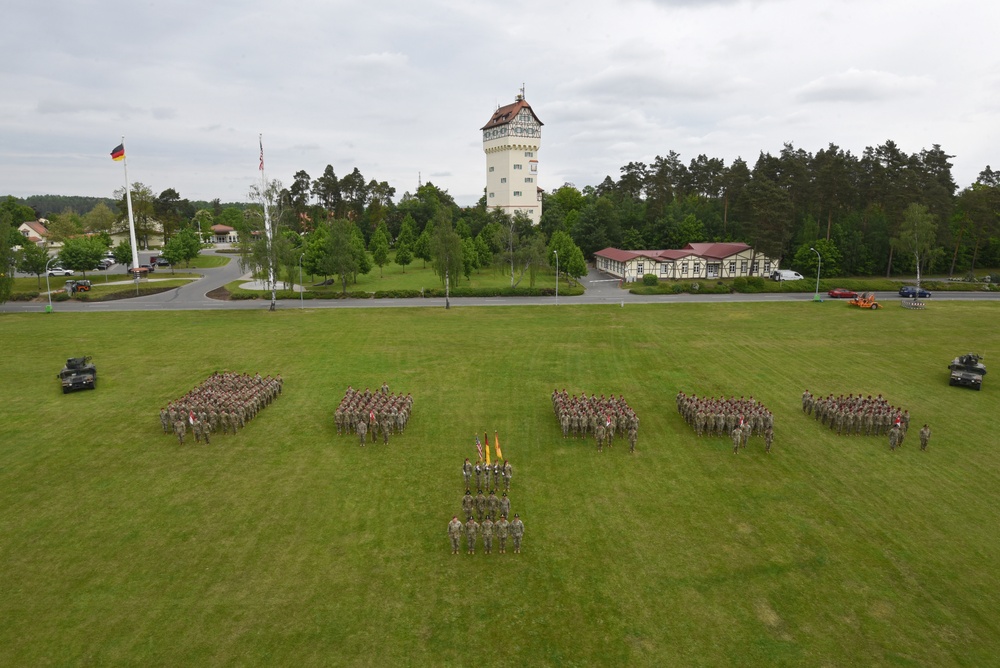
[0,301,998,665]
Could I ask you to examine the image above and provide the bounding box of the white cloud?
[795,68,933,103]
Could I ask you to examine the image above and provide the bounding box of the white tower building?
[482,93,543,225]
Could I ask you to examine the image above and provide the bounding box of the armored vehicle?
[948,353,986,390]
[58,356,97,393]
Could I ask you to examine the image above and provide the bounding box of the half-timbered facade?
[594,243,778,282]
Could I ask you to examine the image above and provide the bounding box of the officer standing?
[919,424,932,451]
[464,516,479,555]
[448,516,463,555]
[481,517,494,555]
[495,515,510,554]
[510,514,525,554]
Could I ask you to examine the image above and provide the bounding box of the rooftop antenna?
[520,82,526,100]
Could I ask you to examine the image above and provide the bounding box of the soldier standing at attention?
[475,490,487,522]
[474,461,483,491]
[595,422,606,452]
[481,516,494,555]
[462,490,474,521]
[173,419,186,445]
[448,516,463,555]
[463,458,473,489]
[464,516,479,555]
[503,460,512,491]
[731,426,742,454]
[500,491,511,519]
[495,515,510,554]
[160,408,170,434]
[510,514,525,554]
[357,419,367,447]
[764,426,774,454]
[487,490,500,521]
[628,425,638,454]
[889,424,900,451]
[919,424,932,451]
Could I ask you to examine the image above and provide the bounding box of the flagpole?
[259,134,276,311]
[121,136,139,273]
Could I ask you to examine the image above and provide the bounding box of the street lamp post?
[553,249,559,305]
[810,247,822,301]
[298,253,304,309]
[45,256,56,312]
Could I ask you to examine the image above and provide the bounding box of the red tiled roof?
[19,220,48,237]
[594,247,662,262]
[682,242,750,259]
[481,97,544,130]
[211,224,235,233]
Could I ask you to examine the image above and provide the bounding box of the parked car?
[771,269,804,281]
[899,286,932,298]
[140,263,155,273]
[827,288,858,299]
[155,258,171,267]
[48,267,74,276]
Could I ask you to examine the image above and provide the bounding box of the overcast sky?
[4,0,998,208]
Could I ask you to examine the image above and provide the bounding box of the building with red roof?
[483,92,543,226]
[594,242,779,282]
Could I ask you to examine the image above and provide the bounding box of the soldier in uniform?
[475,490,487,522]
[160,408,170,434]
[481,516,494,554]
[357,419,367,447]
[510,514,525,554]
[500,491,511,519]
[628,426,637,454]
[919,424,931,451]
[448,516,463,554]
[474,461,484,491]
[503,460,512,491]
[495,515,510,554]
[889,424,900,451]
[764,426,773,453]
[731,425,741,454]
[595,421,606,453]
[487,490,500,520]
[173,418,186,445]
[462,490,474,521]
[462,458,473,489]
[464,516,479,555]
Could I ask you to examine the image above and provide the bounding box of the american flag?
[259,136,264,172]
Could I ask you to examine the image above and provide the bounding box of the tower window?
[513,191,522,196]
[501,178,506,183]
[489,193,495,198]
[489,166,494,172]
[525,151,534,157]
[514,164,523,170]
[524,177,533,183]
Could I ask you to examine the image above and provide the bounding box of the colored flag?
[188,410,196,425]
[494,430,503,460]
[370,409,376,423]
[110,144,125,161]
[485,436,491,465]
[605,414,611,428]
[475,435,484,462]
[259,136,264,171]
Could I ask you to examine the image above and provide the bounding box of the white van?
[771,269,804,281]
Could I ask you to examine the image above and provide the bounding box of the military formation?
[452,457,523,555]
[159,371,283,445]
[676,391,775,453]
[551,390,639,453]
[803,391,909,437]
[334,384,413,446]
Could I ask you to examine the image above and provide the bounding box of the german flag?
[110,144,125,161]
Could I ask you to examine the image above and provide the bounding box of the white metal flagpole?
[259,134,276,310]
[120,136,140,273]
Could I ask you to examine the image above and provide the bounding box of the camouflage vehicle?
[58,356,97,393]
[948,353,986,391]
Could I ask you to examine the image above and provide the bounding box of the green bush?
[11,292,39,301]
[732,277,748,293]
[53,292,70,302]
[642,274,658,286]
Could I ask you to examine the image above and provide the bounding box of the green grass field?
[1,301,998,666]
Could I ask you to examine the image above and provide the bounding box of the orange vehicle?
[848,291,880,309]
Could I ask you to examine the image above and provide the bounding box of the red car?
[827,288,858,299]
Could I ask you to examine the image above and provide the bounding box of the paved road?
[3,259,998,313]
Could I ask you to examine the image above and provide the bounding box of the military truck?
[948,353,986,391]
[58,356,97,393]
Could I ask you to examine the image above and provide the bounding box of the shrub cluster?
[642,273,658,286]
[10,292,39,301]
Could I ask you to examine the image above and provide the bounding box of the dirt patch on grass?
[207,286,231,300]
